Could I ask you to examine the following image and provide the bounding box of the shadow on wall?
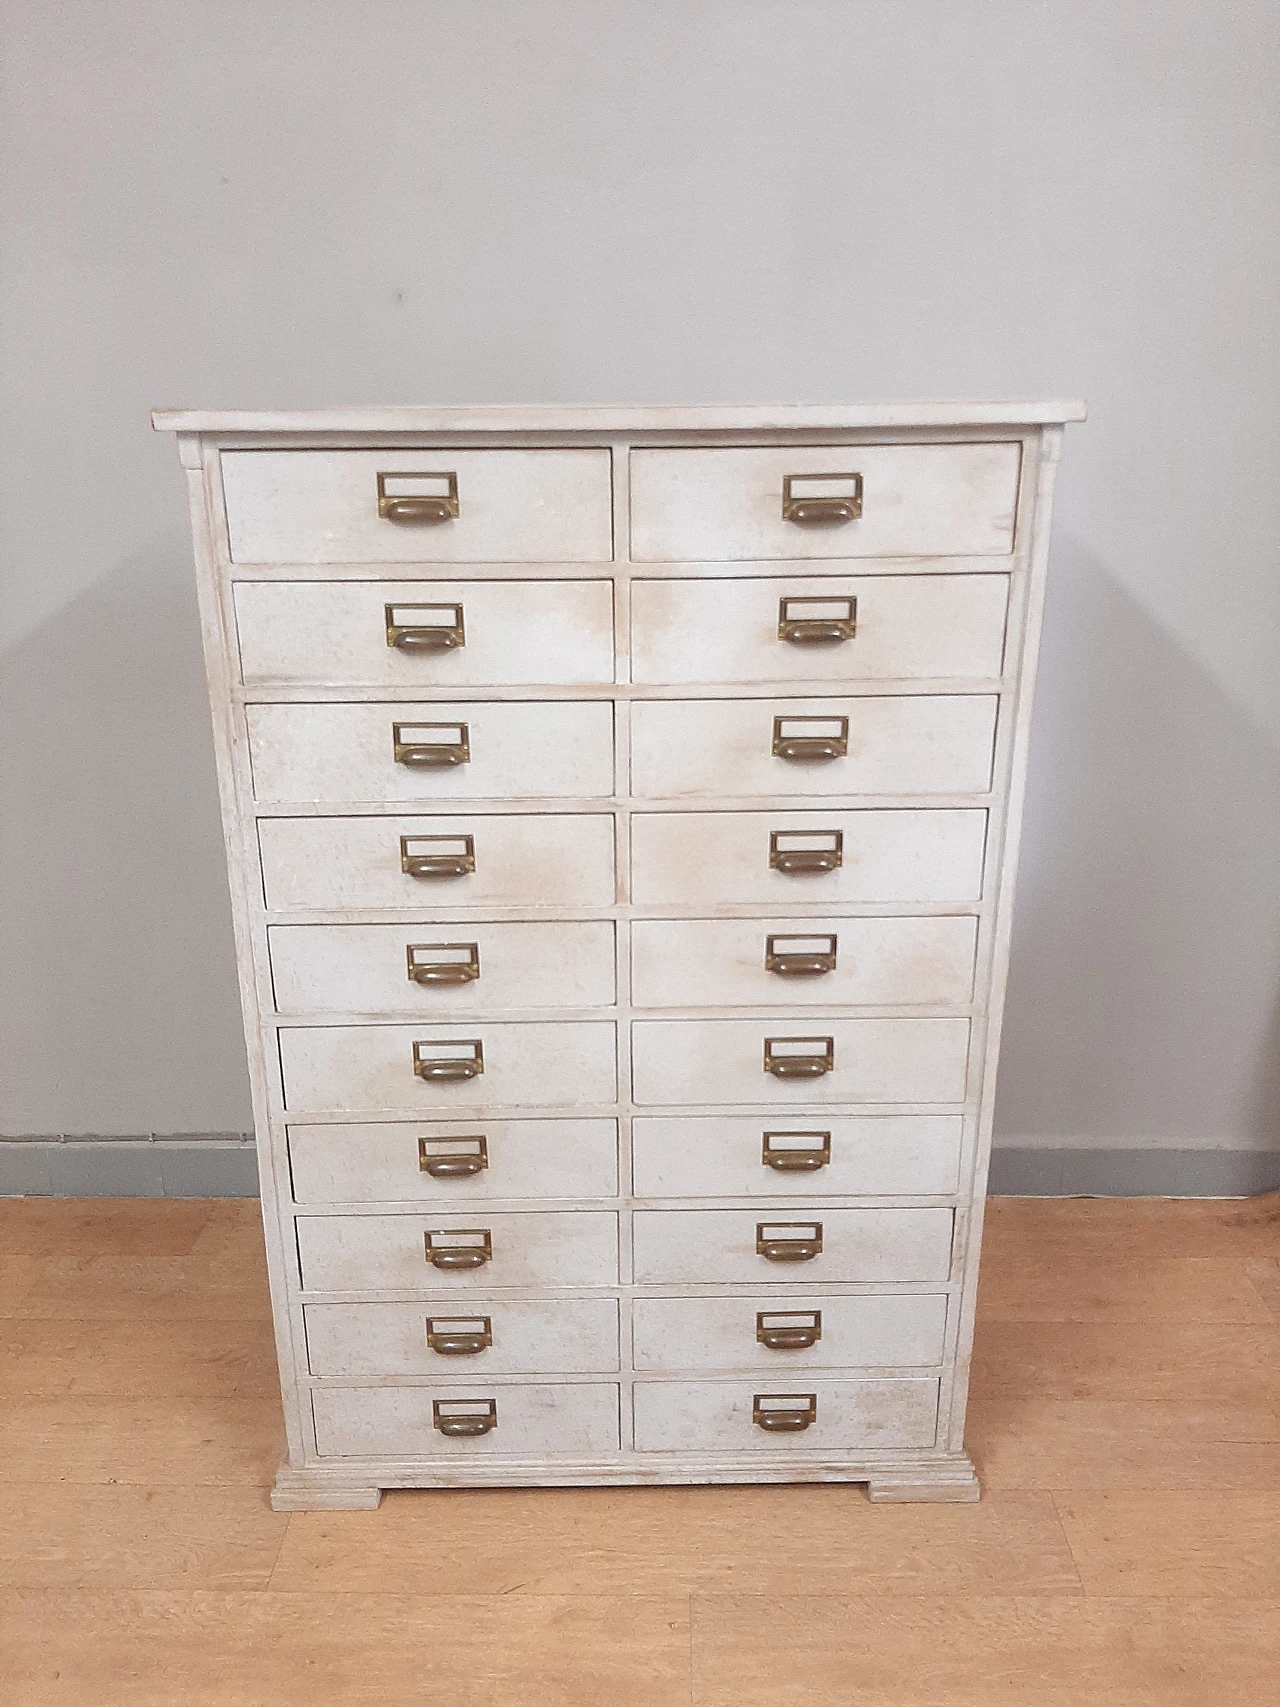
[0,535,253,1135]
[997,536,1280,1152]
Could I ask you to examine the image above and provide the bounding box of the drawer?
[630,809,986,907]
[313,1382,620,1458]
[222,448,613,564]
[632,1207,954,1284]
[258,812,617,912]
[632,1377,939,1452]
[629,697,997,799]
[632,1293,949,1372]
[630,575,1008,683]
[269,921,616,1014]
[279,1020,617,1114]
[629,443,1020,561]
[305,1298,620,1375]
[247,701,614,805]
[631,1017,970,1107]
[630,916,977,1009]
[296,1210,619,1290]
[235,580,614,686]
[288,1118,620,1203]
[631,1115,963,1197]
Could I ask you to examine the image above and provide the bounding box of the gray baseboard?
[1,1135,1277,1199]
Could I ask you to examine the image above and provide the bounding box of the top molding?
[152,400,1087,434]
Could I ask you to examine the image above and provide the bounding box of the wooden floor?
[1,1196,1277,1704]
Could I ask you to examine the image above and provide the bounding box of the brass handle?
[764,1037,834,1079]
[753,1393,818,1431]
[761,1131,831,1171]
[769,831,843,876]
[378,471,459,524]
[765,934,837,978]
[773,717,849,763]
[782,473,862,525]
[407,943,481,986]
[424,1228,492,1269]
[433,1398,498,1437]
[413,1039,484,1082]
[757,1311,822,1351]
[385,602,465,651]
[757,1222,823,1263]
[419,1135,488,1178]
[393,722,470,768]
[778,596,857,644]
[426,1315,493,1356]
[401,834,476,880]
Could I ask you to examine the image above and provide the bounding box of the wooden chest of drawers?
[156,401,1082,1509]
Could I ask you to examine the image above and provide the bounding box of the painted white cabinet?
[159,399,1080,1509]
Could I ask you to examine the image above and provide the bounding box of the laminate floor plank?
[0,1198,217,1257]
[0,1394,284,1486]
[1054,1491,1280,1598]
[688,1594,1280,1706]
[967,1398,1280,1491]
[269,1485,1082,1597]
[977,1254,1273,1323]
[0,1316,277,1398]
[0,1250,272,1320]
[970,1318,1280,1405]
[1243,1257,1280,1318]
[0,1590,693,1707]
[983,1194,1280,1260]
[0,1484,286,1590]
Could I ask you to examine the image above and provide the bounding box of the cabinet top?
[152,400,1086,434]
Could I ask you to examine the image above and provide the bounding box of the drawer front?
[630,809,986,907]
[629,443,1020,561]
[235,580,615,687]
[258,812,617,912]
[633,1208,954,1285]
[631,1115,963,1198]
[279,1021,617,1114]
[631,1017,970,1107]
[632,1377,939,1452]
[632,1293,949,1372]
[222,448,614,564]
[630,916,977,1009]
[313,1382,621,1457]
[296,1211,619,1290]
[630,575,1008,684]
[247,701,614,804]
[630,697,997,799]
[305,1298,620,1376]
[269,921,617,1015]
[288,1119,620,1204]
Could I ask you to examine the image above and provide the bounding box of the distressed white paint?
[305,1297,622,1376]
[157,403,1075,1506]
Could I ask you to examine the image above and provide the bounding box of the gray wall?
[3,1,1278,1191]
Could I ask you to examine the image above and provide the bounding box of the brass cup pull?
[401,834,476,881]
[757,1222,823,1262]
[413,1039,484,1083]
[419,1135,488,1178]
[778,596,857,644]
[753,1393,818,1432]
[433,1398,498,1437]
[426,1315,493,1356]
[769,830,843,876]
[757,1311,822,1351]
[393,722,470,768]
[762,1130,832,1172]
[781,473,862,525]
[772,716,849,764]
[407,943,481,986]
[424,1228,492,1269]
[765,934,837,978]
[764,1037,834,1079]
[378,471,460,524]
[385,602,466,651]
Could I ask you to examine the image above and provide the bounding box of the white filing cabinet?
[156,402,1082,1509]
